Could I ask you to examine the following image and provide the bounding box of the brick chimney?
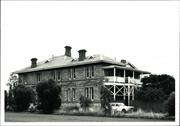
[121,59,126,64]
[31,58,37,68]
[78,49,86,61]
[65,46,72,57]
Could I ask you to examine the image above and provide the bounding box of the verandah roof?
[102,65,150,74]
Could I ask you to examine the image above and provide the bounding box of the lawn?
[5,112,174,122]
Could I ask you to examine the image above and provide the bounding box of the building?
[14,46,150,108]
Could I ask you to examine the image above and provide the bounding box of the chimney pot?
[78,49,87,61]
[31,58,37,68]
[65,46,72,57]
[121,59,126,64]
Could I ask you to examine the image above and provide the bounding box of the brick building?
[14,46,150,108]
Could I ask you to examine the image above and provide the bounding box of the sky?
[1,1,179,90]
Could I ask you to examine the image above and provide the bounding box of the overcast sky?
[1,1,179,91]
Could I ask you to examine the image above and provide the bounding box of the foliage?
[132,100,165,113]
[135,74,175,102]
[100,86,112,116]
[114,108,166,120]
[141,74,175,96]
[164,92,175,116]
[5,90,8,111]
[135,87,165,102]
[79,95,92,111]
[5,73,19,111]
[36,79,61,114]
[14,85,35,111]
[6,73,18,90]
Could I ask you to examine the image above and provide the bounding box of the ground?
[5,112,171,122]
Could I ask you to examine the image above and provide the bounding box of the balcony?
[104,76,142,85]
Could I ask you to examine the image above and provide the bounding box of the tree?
[5,90,8,111]
[6,73,18,90]
[135,87,165,102]
[79,95,92,111]
[100,86,112,116]
[36,79,61,114]
[141,74,175,96]
[14,85,35,111]
[6,73,19,111]
[164,92,175,116]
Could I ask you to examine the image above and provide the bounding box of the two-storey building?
[14,46,150,108]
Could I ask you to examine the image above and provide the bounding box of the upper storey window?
[68,69,72,79]
[85,66,90,78]
[37,73,41,82]
[57,71,61,81]
[90,66,94,77]
[51,71,56,80]
[73,68,76,79]
[85,65,94,78]
[69,68,76,80]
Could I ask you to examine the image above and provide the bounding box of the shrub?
[100,86,112,116]
[14,85,35,111]
[141,74,175,96]
[164,92,175,116]
[36,79,61,114]
[5,90,8,111]
[79,95,92,111]
[135,87,165,102]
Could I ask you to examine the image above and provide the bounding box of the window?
[73,68,76,79]
[85,87,94,101]
[91,66,94,77]
[67,88,71,101]
[90,87,94,100]
[85,66,90,78]
[37,73,41,82]
[85,87,89,98]
[72,88,76,101]
[57,71,61,81]
[51,71,56,80]
[134,72,140,79]
[68,69,72,80]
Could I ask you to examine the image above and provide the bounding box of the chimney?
[31,58,37,68]
[121,59,126,64]
[64,46,72,57]
[78,49,86,61]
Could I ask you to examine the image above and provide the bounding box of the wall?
[19,63,105,106]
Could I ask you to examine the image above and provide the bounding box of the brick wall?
[19,63,105,106]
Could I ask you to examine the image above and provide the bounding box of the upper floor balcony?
[103,65,150,85]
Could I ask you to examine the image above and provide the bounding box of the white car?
[110,102,134,114]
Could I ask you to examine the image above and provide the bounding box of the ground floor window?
[72,88,76,101]
[66,88,71,101]
[85,87,94,101]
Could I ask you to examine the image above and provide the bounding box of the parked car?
[110,102,134,114]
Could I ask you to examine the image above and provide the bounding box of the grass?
[113,109,168,120]
[54,106,172,120]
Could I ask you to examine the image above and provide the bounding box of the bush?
[141,74,175,96]
[5,90,8,111]
[100,86,112,116]
[164,92,175,116]
[135,87,165,102]
[14,85,35,111]
[79,95,92,111]
[36,79,61,114]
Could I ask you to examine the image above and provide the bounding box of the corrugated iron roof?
[14,54,126,74]
[102,65,150,74]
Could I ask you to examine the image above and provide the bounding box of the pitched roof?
[14,54,126,74]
